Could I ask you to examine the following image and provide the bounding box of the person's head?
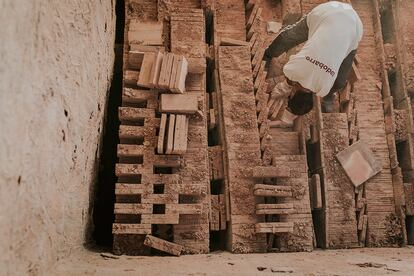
[287,89,314,116]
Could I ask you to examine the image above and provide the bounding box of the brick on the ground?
[143,235,184,256]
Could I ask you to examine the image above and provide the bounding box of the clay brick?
[165,114,176,154]
[219,194,227,230]
[118,107,155,122]
[209,108,216,129]
[158,53,174,89]
[404,183,414,216]
[141,214,179,224]
[253,166,291,178]
[246,4,259,29]
[176,183,208,195]
[357,205,366,230]
[128,21,163,46]
[149,51,164,88]
[219,37,248,46]
[210,195,220,231]
[169,55,179,92]
[115,163,148,177]
[248,32,258,50]
[157,113,167,154]
[253,184,293,197]
[124,70,139,86]
[208,146,224,180]
[256,203,294,215]
[172,114,189,154]
[172,55,188,93]
[122,88,158,103]
[167,204,202,215]
[144,235,183,256]
[255,222,294,234]
[117,145,149,160]
[112,224,152,235]
[152,154,182,168]
[349,62,361,84]
[160,94,198,114]
[137,52,155,88]
[359,215,368,245]
[115,183,145,195]
[309,174,322,209]
[128,51,144,70]
[114,203,152,215]
[336,141,382,187]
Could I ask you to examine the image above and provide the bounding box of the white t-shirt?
[283,1,363,97]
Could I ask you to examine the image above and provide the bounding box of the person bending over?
[264,1,363,116]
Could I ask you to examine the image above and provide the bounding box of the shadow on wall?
[89,0,125,249]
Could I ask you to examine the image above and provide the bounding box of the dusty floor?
[52,247,414,275]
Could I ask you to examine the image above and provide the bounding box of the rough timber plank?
[144,235,184,256]
[218,45,266,253]
[352,0,400,246]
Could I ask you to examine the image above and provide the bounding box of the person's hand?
[270,79,292,100]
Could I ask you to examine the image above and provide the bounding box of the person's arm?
[264,15,309,59]
[329,49,357,94]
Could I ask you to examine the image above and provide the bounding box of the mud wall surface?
[0,0,115,274]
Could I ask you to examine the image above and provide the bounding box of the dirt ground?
[52,247,414,275]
